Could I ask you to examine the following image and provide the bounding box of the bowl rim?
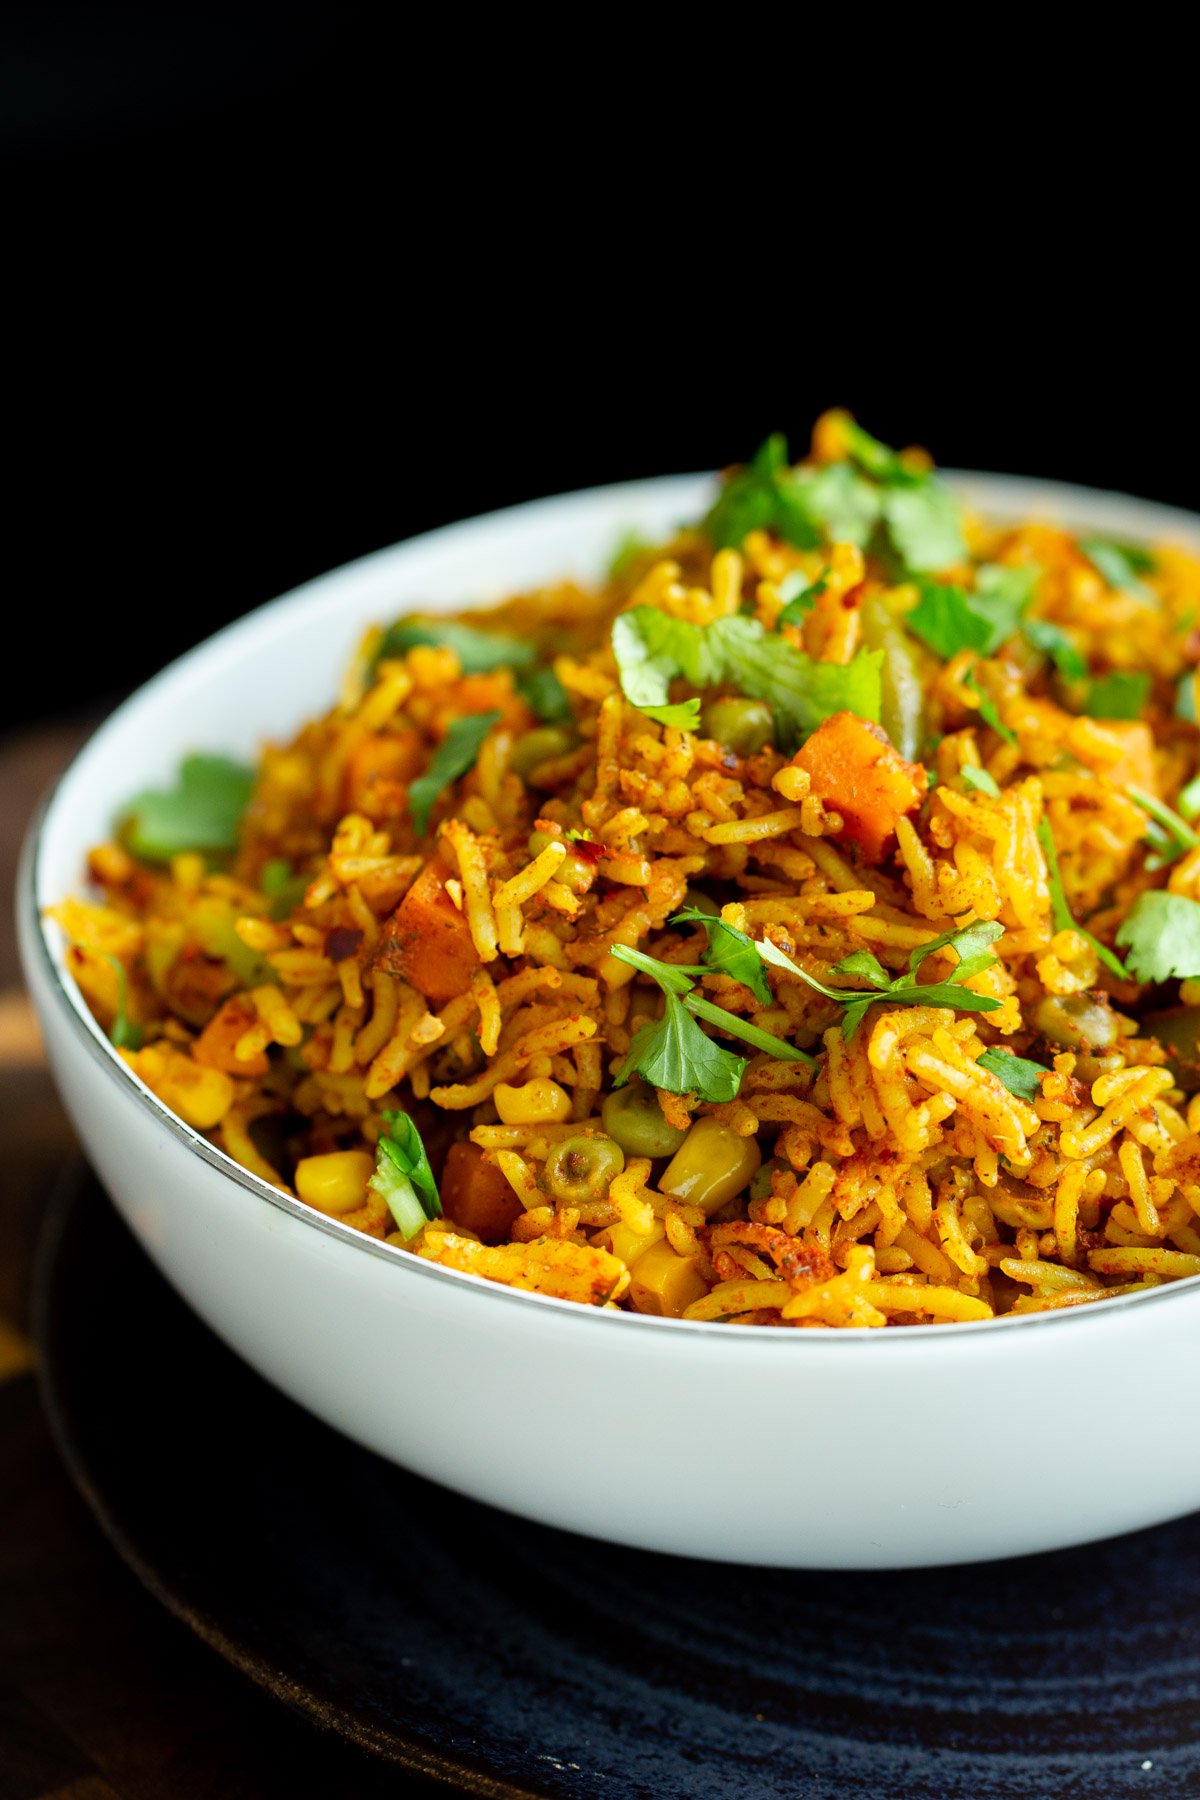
[26,467,1200,1344]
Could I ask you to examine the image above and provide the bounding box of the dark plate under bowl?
[32,1171,1200,1799]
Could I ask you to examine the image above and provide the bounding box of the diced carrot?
[792,710,928,863]
[342,731,424,815]
[440,1140,523,1243]
[192,995,270,1077]
[374,858,480,1001]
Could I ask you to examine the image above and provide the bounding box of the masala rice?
[51,412,1200,1328]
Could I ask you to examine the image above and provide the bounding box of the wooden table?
[0,723,442,1799]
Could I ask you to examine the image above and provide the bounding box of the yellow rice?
[54,410,1200,1326]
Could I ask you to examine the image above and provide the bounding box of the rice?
[52,409,1200,1327]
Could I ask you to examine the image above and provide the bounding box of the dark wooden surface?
[0,722,443,1800]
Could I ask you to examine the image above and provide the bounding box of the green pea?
[699,697,775,758]
[1033,992,1120,1051]
[750,1156,785,1203]
[510,725,580,780]
[601,1081,688,1158]
[542,1135,626,1202]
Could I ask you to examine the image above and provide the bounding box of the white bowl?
[20,471,1200,1569]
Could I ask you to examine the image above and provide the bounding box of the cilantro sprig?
[611,604,882,749]
[377,615,536,673]
[977,1047,1047,1100]
[368,1110,441,1241]
[122,754,256,862]
[1036,819,1128,979]
[609,930,811,1102]
[1087,671,1150,720]
[1116,890,1200,985]
[756,919,1005,1039]
[703,424,967,575]
[408,712,502,836]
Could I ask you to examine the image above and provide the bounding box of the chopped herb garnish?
[408,711,501,836]
[1116,890,1200,984]
[905,572,1024,661]
[755,919,1004,1040]
[517,664,574,723]
[1128,786,1200,871]
[99,952,143,1051]
[961,765,1001,797]
[963,669,1016,744]
[703,424,966,574]
[1036,818,1128,979]
[377,615,535,673]
[978,1047,1047,1100]
[1024,617,1087,683]
[369,1110,442,1241]
[611,604,882,749]
[1179,774,1200,819]
[1176,672,1198,723]
[613,994,748,1104]
[122,755,256,862]
[609,939,810,1100]
[777,570,828,627]
[672,907,774,1006]
[1081,537,1156,596]
[1087,671,1150,720]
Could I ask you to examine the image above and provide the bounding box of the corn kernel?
[144,1048,235,1130]
[295,1150,375,1215]
[604,1219,665,1266]
[629,1240,708,1318]
[659,1118,761,1215]
[493,1077,572,1126]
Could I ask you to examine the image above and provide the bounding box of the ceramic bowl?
[19,471,1200,1568]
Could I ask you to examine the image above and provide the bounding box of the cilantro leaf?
[122,754,255,862]
[672,907,774,1006]
[1087,671,1150,720]
[517,665,574,723]
[613,993,748,1103]
[706,615,882,751]
[1115,890,1200,984]
[1037,819,1129,979]
[880,478,966,573]
[961,765,1000,797]
[757,924,1003,1039]
[681,992,811,1061]
[777,570,828,627]
[1081,537,1155,596]
[1024,617,1087,683]
[408,712,501,836]
[369,1110,442,1241]
[792,463,881,548]
[978,1047,1047,1099]
[611,605,882,748]
[377,615,536,673]
[705,436,822,552]
[906,581,994,659]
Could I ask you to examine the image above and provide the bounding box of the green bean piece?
[1032,992,1121,1051]
[861,593,926,762]
[601,1081,688,1158]
[542,1135,626,1202]
[510,725,580,780]
[699,697,775,758]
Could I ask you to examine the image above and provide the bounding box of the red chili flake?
[326,926,364,963]
[566,830,608,866]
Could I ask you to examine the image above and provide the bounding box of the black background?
[9,4,1196,734]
